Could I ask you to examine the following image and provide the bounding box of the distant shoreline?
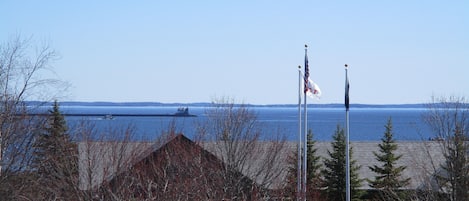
[26,101,427,109]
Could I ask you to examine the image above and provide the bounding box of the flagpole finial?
[298,65,301,69]
[345,64,348,68]
[305,44,308,48]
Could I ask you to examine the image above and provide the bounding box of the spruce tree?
[368,118,410,199]
[322,125,362,201]
[284,130,322,200]
[306,130,323,199]
[32,101,78,199]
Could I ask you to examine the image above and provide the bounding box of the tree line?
[284,119,411,200]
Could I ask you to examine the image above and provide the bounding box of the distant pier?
[24,107,197,118]
[60,113,197,117]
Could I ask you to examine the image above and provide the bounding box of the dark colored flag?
[345,66,350,110]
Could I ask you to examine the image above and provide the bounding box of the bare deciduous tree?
[0,35,68,198]
[196,97,289,199]
[74,120,148,200]
[423,96,469,201]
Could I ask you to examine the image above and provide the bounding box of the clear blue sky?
[1,1,468,104]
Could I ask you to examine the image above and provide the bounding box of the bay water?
[58,105,433,142]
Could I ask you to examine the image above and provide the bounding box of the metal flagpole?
[302,45,309,201]
[297,65,302,201]
[345,64,351,201]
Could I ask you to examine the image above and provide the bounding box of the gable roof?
[79,134,206,190]
[80,134,264,200]
[79,137,446,192]
[79,134,255,191]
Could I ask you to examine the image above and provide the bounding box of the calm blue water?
[57,106,432,141]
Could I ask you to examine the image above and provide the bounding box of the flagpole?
[345,64,351,201]
[297,65,302,201]
[302,45,308,201]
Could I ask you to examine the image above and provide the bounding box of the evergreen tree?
[322,125,362,201]
[284,130,322,200]
[306,130,323,199]
[32,101,78,199]
[368,118,410,199]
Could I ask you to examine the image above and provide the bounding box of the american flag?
[304,49,310,94]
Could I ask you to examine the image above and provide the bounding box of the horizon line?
[26,100,428,107]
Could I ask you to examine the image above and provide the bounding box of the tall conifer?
[306,130,323,199]
[322,125,362,201]
[368,118,410,199]
[284,130,322,200]
[32,101,78,199]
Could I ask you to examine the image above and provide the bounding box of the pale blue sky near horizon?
[1,1,468,105]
